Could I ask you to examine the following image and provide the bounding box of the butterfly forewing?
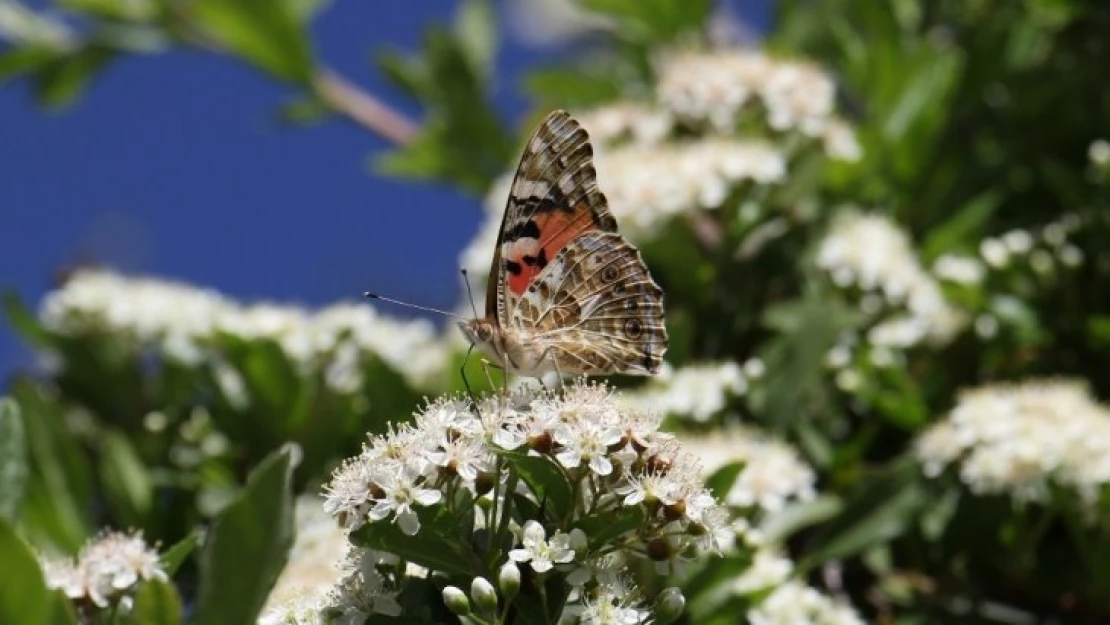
[480,109,668,377]
[490,111,618,324]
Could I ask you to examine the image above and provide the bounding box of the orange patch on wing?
[505,204,598,296]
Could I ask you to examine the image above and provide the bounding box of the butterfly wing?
[510,231,668,375]
[487,110,618,325]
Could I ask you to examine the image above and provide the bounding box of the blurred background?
[3,0,1110,623]
[0,0,768,374]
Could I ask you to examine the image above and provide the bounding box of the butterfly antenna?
[363,292,464,320]
[460,268,480,319]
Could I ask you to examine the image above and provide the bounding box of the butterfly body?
[464,110,668,379]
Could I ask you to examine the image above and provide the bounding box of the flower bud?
[442,586,471,616]
[498,561,521,602]
[653,587,685,624]
[471,576,498,615]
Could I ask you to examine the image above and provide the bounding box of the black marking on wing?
[503,219,541,243]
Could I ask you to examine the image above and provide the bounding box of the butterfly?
[459,110,668,379]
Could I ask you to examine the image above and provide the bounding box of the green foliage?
[193,445,296,625]
[0,399,28,523]
[0,517,53,624]
[124,580,184,625]
[375,0,513,195]
[3,0,1110,621]
[191,0,315,84]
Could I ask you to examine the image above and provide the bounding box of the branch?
[313,68,419,146]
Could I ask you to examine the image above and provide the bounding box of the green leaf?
[0,518,50,624]
[159,528,202,576]
[921,190,1003,261]
[123,579,183,625]
[577,0,712,42]
[0,399,28,523]
[524,67,623,108]
[193,445,296,625]
[704,462,743,501]
[33,45,115,110]
[455,0,497,78]
[352,505,482,577]
[502,451,575,523]
[0,47,57,84]
[3,292,54,349]
[759,495,844,544]
[574,506,646,551]
[60,0,158,21]
[798,461,927,572]
[11,381,92,552]
[99,429,153,527]
[192,0,314,84]
[882,52,961,141]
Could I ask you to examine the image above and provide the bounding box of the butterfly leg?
[480,358,505,395]
[460,343,480,407]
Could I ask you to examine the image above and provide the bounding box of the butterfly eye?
[601,266,619,282]
[624,318,643,339]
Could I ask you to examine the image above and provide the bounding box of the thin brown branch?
[314,68,419,146]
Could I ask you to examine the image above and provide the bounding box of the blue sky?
[0,1,769,378]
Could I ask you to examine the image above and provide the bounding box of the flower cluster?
[623,360,762,423]
[322,381,731,622]
[727,549,865,625]
[678,426,817,514]
[817,211,966,349]
[975,216,1085,274]
[40,530,167,612]
[915,379,1110,512]
[39,269,449,392]
[653,49,859,159]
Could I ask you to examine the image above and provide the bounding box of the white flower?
[366,466,443,536]
[748,581,866,625]
[732,549,793,595]
[554,419,624,476]
[817,211,966,347]
[624,361,747,422]
[508,521,577,573]
[915,379,1110,512]
[42,530,166,609]
[933,254,985,285]
[38,270,449,389]
[655,49,845,148]
[1089,138,1110,167]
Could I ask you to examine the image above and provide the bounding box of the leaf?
[524,67,623,108]
[60,0,158,21]
[11,381,92,552]
[193,445,296,625]
[455,0,497,79]
[882,51,960,141]
[352,505,482,577]
[577,0,712,41]
[501,451,574,524]
[573,506,646,551]
[0,399,28,523]
[704,462,743,500]
[99,429,153,527]
[33,45,115,110]
[921,190,1003,261]
[758,495,844,544]
[798,461,927,572]
[192,0,314,84]
[123,579,183,625]
[159,528,202,576]
[0,518,50,624]
[3,292,53,349]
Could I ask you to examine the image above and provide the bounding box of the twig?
[314,68,419,146]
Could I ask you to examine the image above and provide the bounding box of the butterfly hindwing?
[510,231,667,375]
[490,111,618,326]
